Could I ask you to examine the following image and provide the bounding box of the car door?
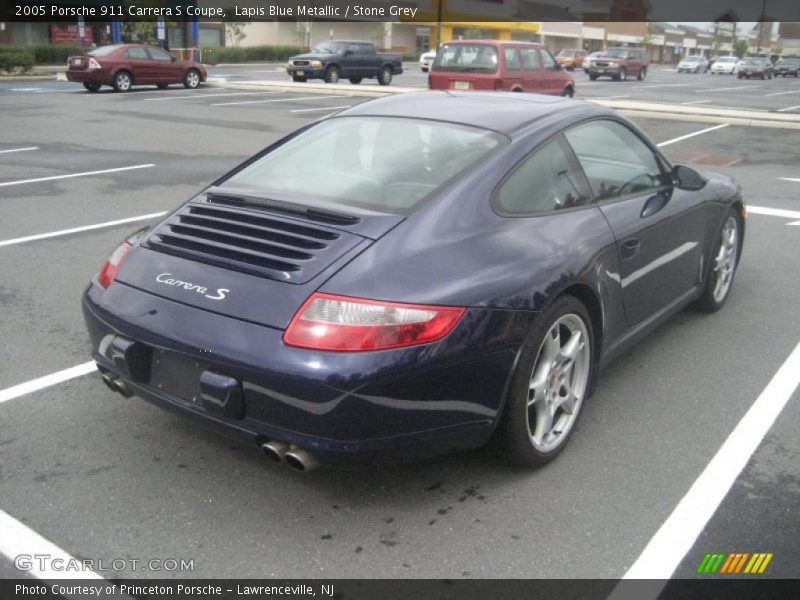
[564,119,710,325]
[518,47,543,93]
[146,46,178,83]
[502,47,523,90]
[539,48,561,94]
[124,46,152,83]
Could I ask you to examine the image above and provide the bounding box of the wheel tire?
[637,67,647,81]
[112,70,132,92]
[589,73,598,81]
[324,65,340,84]
[157,83,168,89]
[495,295,594,468]
[183,69,200,89]
[349,77,362,84]
[695,209,742,313]
[292,75,307,82]
[616,68,627,81]
[82,82,100,92]
[378,66,393,86]
[562,86,574,98]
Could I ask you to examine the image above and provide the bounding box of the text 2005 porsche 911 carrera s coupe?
[83,92,744,471]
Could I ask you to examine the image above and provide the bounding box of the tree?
[225,21,247,47]
[733,39,748,58]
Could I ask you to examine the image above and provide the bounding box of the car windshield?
[312,42,347,54]
[223,117,507,214]
[684,56,703,62]
[433,44,499,73]
[603,49,629,58]
[88,45,121,57]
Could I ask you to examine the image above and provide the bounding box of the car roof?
[443,39,543,48]
[337,91,611,136]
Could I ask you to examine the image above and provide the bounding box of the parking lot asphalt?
[1,82,799,581]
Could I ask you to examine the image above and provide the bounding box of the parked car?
[556,49,588,70]
[419,49,437,72]
[286,40,403,85]
[586,47,649,81]
[737,57,774,79]
[709,56,738,75]
[66,44,206,92]
[583,51,604,74]
[775,57,800,77]
[677,55,709,73]
[428,40,575,97]
[83,91,745,470]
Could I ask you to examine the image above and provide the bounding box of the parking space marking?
[0,164,154,188]
[0,211,168,248]
[290,105,352,113]
[0,507,105,581]
[595,95,630,100]
[655,124,729,148]
[143,91,282,102]
[680,100,712,105]
[622,340,800,581]
[211,95,343,107]
[702,86,754,93]
[764,90,800,97]
[0,146,39,154]
[0,362,95,405]
[748,205,800,220]
[779,178,800,184]
[776,104,800,112]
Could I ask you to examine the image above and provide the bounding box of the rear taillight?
[88,58,101,70]
[284,292,465,351]
[97,230,147,288]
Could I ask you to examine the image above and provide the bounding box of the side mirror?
[672,165,706,191]
[170,55,177,62]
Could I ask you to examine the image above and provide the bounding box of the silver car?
[677,55,709,73]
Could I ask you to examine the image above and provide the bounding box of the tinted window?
[347,44,360,54]
[126,47,148,60]
[224,117,507,214]
[497,137,591,214]
[434,44,498,73]
[520,47,541,70]
[147,47,172,61]
[565,120,663,201]
[88,45,120,57]
[359,43,375,55]
[541,49,558,69]
[504,48,521,71]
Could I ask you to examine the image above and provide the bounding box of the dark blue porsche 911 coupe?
[83,92,744,471]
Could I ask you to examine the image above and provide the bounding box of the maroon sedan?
[67,44,207,93]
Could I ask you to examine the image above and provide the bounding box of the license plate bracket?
[150,349,204,406]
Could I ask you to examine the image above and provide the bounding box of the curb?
[0,74,57,81]
[219,79,421,98]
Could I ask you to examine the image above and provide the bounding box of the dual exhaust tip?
[261,440,318,473]
[100,370,133,398]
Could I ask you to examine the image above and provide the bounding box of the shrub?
[200,45,304,65]
[0,51,36,74]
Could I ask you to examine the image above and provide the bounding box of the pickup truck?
[286,40,403,85]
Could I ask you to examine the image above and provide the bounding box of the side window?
[147,47,172,61]
[504,48,521,71]
[496,136,592,214]
[540,49,558,69]
[347,44,360,55]
[359,43,375,55]
[126,47,148,60]
[564,120,664,201]
[520,47,541,70]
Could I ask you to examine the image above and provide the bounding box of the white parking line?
[680,100,712,105]
[595,95,630,100]
[0,507,105,581]
[143,91,282,102]
[0,164,154,188]
[702,86,749,93]
[764,90,800,97]
[621,341,800,581]
[290,105,352,113]
[211,95,343,107]
[748,205,800,220]
[776,104,800,112]
[779,177,800,184]
[655,124,729,147]
[0,211,168,248]
[0,146,39,154]
[0,362,96,405]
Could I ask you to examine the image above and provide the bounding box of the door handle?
[621,238,640,259]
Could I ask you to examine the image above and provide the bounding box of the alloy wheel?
[712,216,739,303]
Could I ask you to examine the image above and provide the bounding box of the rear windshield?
[88,45,120,57]
[433,44,499,73]
[222,117,507,214]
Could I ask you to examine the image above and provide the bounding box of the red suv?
[586,47,649,81]
[428,40,575,97]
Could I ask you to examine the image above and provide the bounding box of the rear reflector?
[283,292,465,351]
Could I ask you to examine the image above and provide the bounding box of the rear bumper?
[66,70,111,84]
[83,280,530,464]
